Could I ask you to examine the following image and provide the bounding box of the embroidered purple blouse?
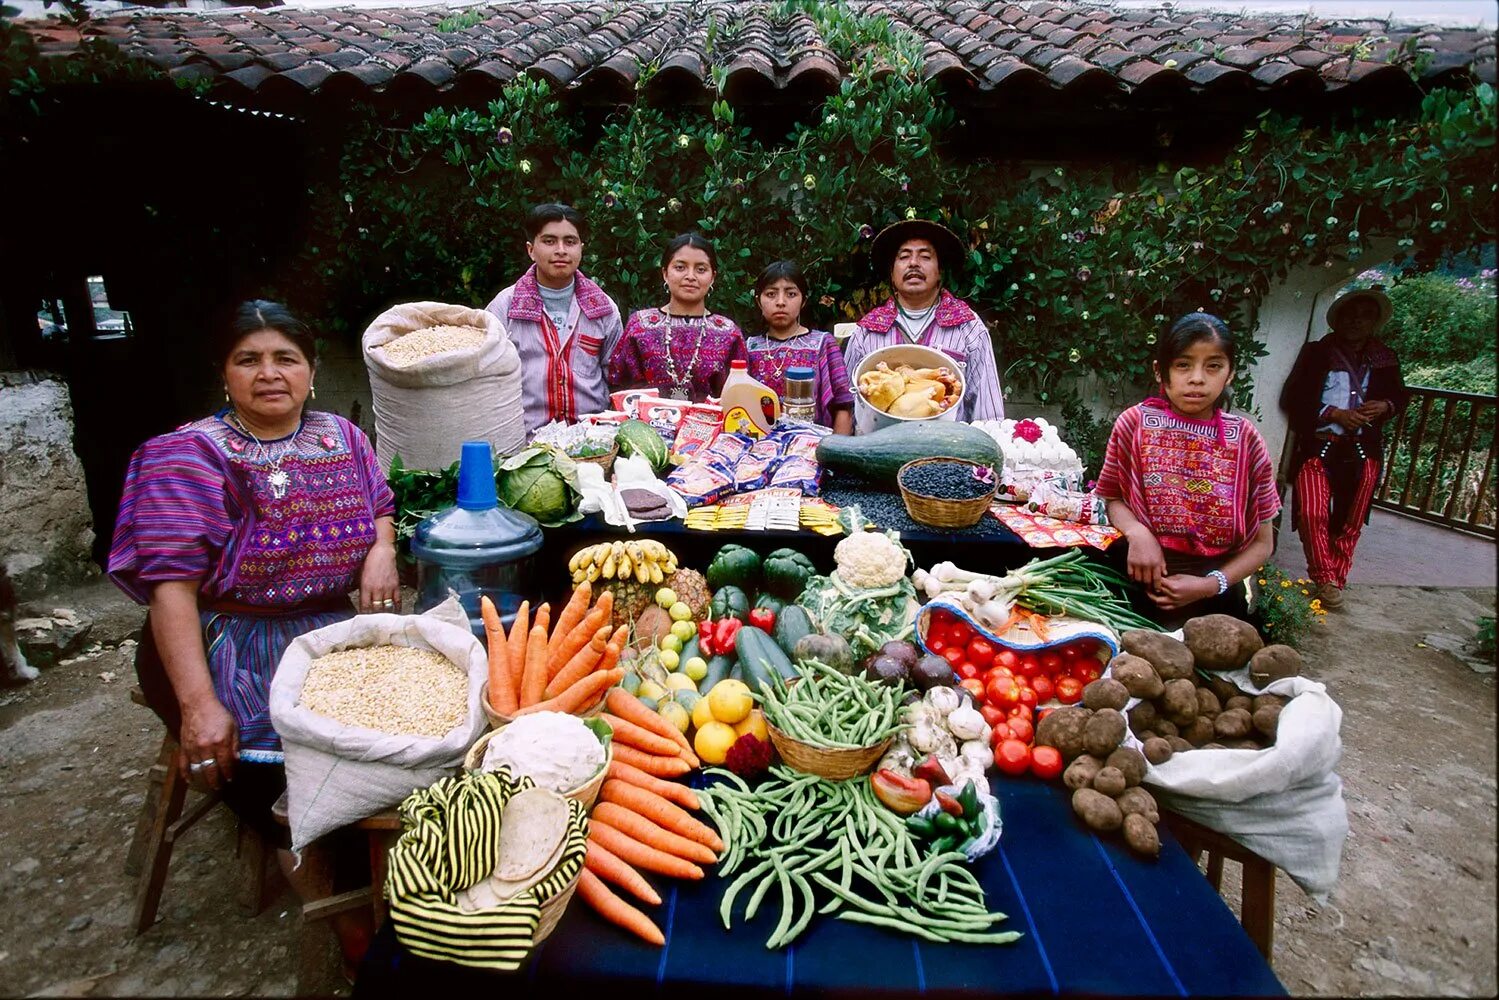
[746,330,854,427]
[606,310,748,402]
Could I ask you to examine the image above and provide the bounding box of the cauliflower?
[834,530,910,589]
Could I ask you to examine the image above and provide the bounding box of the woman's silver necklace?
[662,312,708,399]
[228,412,293,499]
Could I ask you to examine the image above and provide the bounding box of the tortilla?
[494,787,569,882]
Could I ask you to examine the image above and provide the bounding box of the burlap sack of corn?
[268,598,487,854]
[363,301,524,474]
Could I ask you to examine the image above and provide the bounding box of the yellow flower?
[1277,596,1284,602]
[1301,589,1310,596]
[1309,599,1322,610]
[1257,579,1267,586]
[1280,580,1291,588]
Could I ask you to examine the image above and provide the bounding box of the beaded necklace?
[661,311,709,399]
[756,327,810,386]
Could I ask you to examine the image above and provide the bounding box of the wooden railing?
[1375,386,1497,537]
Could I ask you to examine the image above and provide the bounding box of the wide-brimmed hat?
[871,219,964,279]
[1326,286,1393,332]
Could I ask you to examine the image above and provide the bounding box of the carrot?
[585,839,661,906]
[533,602,551,642]
[506,600,531,696]
[545,581,592,664]
[600,779,723,853]
[588,822,704,881]
[543,626,611,700]
[607,760,700,811]
[593,803,717,865]
[596,626,629,671]
[515,667,624,718]
[600,712,682,757]
[577,869,665,946]
[546,600,612,682]
[481,596,516,717]
[609,744,692,778]
[519,624,549,707]
[606,688,699,766]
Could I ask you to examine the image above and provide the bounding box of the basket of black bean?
[897,457,998,529]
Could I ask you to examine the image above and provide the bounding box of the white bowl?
[852,343,967,434]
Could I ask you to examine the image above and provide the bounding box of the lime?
[670,620,696,643]
[659,634,684,655]
[655,587,677,609]
[668,601,694,622]
[664,671,696,693]
[683,656,708,682]
[636,679,666,703]
[658,649,680,671]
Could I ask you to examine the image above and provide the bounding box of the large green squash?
[815,422,1001,487]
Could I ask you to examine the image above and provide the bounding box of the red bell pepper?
[912,754,952,789]
[748,607,776,633]
[935,790,965,818]
[712,617,744,655]
[870,769,932,815]
[697,620,716,657]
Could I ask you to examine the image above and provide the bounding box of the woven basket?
[571,444,617,477]
[897,457,997,529]
[533,870,580,943]
[463,727,612,810]
[479,681,607,729]
[764,720,892,781]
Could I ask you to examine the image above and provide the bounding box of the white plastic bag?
[269,601,488,854]
[1142,670,1348,899]
[363,301,524,474]
[913,780,1003,862]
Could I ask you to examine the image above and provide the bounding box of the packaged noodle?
[670,403,723,465]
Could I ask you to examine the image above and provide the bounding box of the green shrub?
[1381,272,1497,366]
[1404,356,1497,394]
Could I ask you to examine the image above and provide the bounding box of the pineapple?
[665,568,711,619]
[599,577,655,628]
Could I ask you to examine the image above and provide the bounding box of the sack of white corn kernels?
[269,598,487,853]
[363,301,524,475]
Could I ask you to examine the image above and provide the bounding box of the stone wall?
[0,373,96,597]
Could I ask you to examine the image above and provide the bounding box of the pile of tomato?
[923,608,1113,782]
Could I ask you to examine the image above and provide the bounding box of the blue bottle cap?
[786,366,816,381]
[456,440,498,510]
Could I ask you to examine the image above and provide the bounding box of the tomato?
[985,665,1014,682]
[943,647,966,668]
[1016,654,1041,678]
[1030,745,1064,780]
[1008,716,1034,745]
[931,609,955,629]
[956,662,980,680]
[1056,677,1084,704]
[1018,686,1038,708]
[985,676,1020,708]
[979,704,1007,728]
[926,635,949,654]
[990,723,1013,746]
[994,739,1032,776]
[1008,704,1033,721]
[1073,664,1102,684]
[959,678,986,703]
[1059,642,1082,660]
[1030,675,1055,704]
[966,637,996,668]
[995,649,1020,670]
[1040,652,1063,675]
[1035,706,1054,722]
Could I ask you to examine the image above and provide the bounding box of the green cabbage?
[498,447,578,526]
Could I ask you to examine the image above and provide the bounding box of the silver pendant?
[268,468,290,499]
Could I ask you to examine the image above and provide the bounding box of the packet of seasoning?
[611,388,662,413]
[666,433,752,506]
[669,403,723,465]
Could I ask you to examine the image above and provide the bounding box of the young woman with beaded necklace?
[746,260,854,434]
[606,233,747,402]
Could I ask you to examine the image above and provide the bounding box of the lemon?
[668,601,694,622]
[658,701,691,734]
[707,679,753,725]
[664,671,697,693]
[694,721,739,766]
[659,634,684,655]
[670,620,696,642]
[733,708,769,742]
[658,649,680,671]
[636,679,666,703]
[655,587,677,609]
[683,656,708,682]
[691,694,716,730]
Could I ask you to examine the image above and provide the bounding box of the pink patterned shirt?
[607,310,748,402]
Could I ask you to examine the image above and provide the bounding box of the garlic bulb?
[924,685,963,718]
[960,739,992,769]
[946,704,990,742]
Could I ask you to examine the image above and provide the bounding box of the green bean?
[770,871,817,948]
[720,859,773,928]
[768,857,795,947]
[836,911,1022,945]
[745,865,779,922]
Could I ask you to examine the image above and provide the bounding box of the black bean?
[899,462,993,500]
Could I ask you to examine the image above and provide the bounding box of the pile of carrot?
[480,582,627,719]
[577,688,716,946]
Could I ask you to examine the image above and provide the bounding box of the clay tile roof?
[15,0,1492,111]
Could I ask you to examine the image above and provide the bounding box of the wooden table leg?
[1240,857,1277,960]
[132,753,187,934]
[125,737,175,878]
[296,841,339,995]
[368,831,394,928]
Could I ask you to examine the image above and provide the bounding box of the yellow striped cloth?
[386,767,588,969]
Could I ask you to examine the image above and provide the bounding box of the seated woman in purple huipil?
[108,300,396,968]
[606,232,748,402]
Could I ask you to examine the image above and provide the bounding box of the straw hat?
[1326,286,1393,332]
[871,219,965,278]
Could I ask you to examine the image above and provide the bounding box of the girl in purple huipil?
[606,233,747,402]
[746,260,854,434]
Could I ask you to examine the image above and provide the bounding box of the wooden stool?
[271,792,401,993]
[1161,810,1277,961]
[125,687,274,933]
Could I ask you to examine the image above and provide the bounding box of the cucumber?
[773,605,815,657]
[815,421,1001,487]
[702,654,736,692]
[737,625,798,682]
[738,648,773,691]
[681,636,701,665]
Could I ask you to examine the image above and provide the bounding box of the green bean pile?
[757,660,905,750]
[696,765,1021,949]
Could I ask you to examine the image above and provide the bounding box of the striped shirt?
[843,291,1005,423]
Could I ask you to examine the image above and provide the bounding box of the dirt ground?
[0,579,1493,997]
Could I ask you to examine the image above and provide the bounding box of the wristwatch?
[1207,570,1229,595]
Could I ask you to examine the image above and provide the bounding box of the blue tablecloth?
[355,775,1284,998]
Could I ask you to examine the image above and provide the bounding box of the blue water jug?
[410,441,544,637]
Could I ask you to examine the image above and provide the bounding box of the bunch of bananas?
[569,540,679,585]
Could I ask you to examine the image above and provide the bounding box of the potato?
[1072,787,1123,832]
[1161,679,1198,722]
[1182,614,1263,671]
[1116,786,1160,822]
[1121,630,1196,681]
[1225,695,1253,714]
[1249,644,1303,686]
[1083,677,1130,712]
[1128,700,1159,735]
[1063,754,1104,791]
[1228,738,1264,750]
[1195,687,1222,719]
[1122,813,1161,859]
[1214,707,1254,740]
[1106,747,1148,786]
[1203,742,1226,749]
[1153,718,1180,739]
[1109,654,1165,700]
[1142,736,1174,765]
[1207,675,1242,704]
[1166,735,1194,753]
[1037,706,1093,761]
[1083,708,1127,758]
[1252,702,1283,740]
[1092,765,1127,797]
[1252,693,1287,714]
[1183,716,1217,746]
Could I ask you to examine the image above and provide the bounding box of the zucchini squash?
[737,626,798,683]
[815,422,1001,487]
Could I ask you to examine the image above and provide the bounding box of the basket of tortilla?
[386,771,588,967]
[465,712,613,810]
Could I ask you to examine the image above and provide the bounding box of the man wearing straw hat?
[843,219,1005,424]
[1280,286,1409,609]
